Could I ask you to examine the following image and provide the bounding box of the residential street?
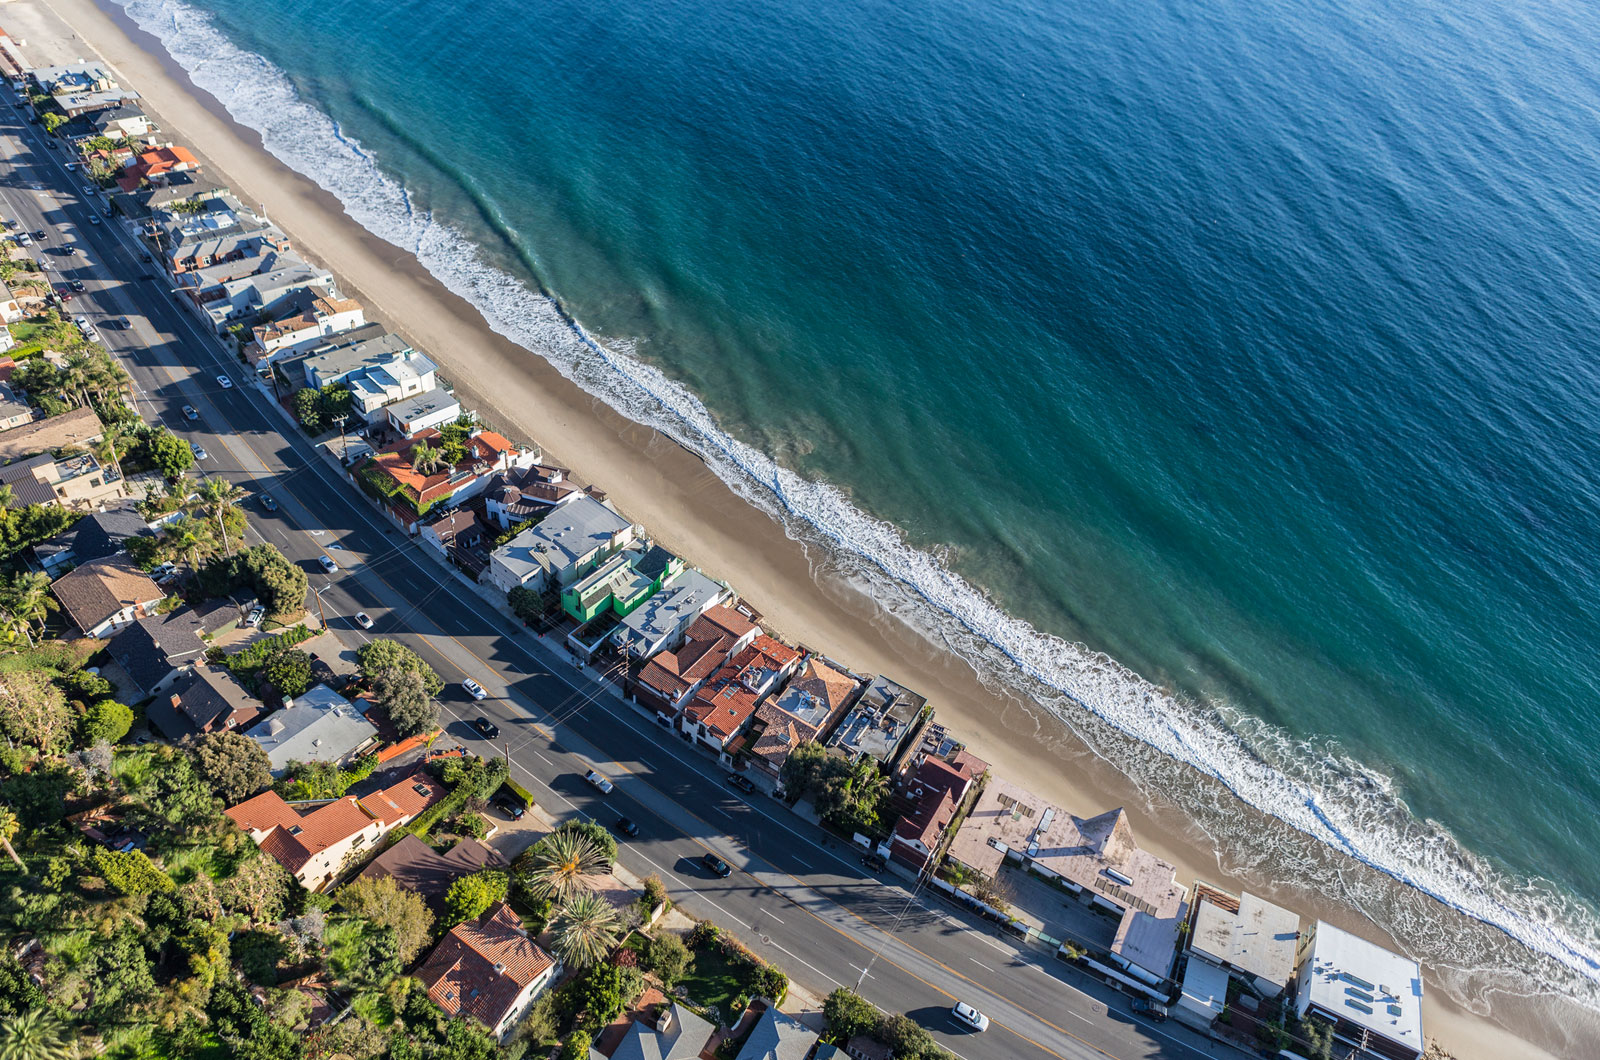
[0,101,1233,1060]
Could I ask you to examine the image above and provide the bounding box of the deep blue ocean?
[113,0,1600,1029]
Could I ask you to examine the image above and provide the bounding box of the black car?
[69,279,84,292]
[470,717,500,740]
[258,493,278,511]
[861,852,887,873]
[701,853,732,878]
[726,773,756,794]
[494,798,525,821]
[614,816,639,837]
[31,230,44,240]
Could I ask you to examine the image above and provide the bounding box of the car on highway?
[216,375,233,389]
[614,816,639,837]
[258,493,278,511]
[469,717,500,740]
[354,611,373,629]
[318,554,338,574]
[182,405,199,421]
[87,215,99,225]
[584,769,615,794]
[462,678,487,700]
[191,443,208,461]
[69,279,84,292]
[31,230,44,240]
[701,853,732,878]
[726,772,756,794]
[952,1002,990,1032]
[81,184,94,196]
[1129,998,1168,1022]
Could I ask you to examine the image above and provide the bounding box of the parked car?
[726,773,756,794]
[494,797,525,821]
[469,716,500,740]
[701,853,732,879]
[246,607,265,629]
[72,316,89,331]
[614,816,639,837]
[181,405,199,421]
[318,554,338,574]
[216,374,233,389]
[354,611,373,629]
[860,852,887,873]
[53,285,71,302]
[462,678,487,700]
[584,769,614,794]
[15,233,29,246]
[1129,998,1168,1022]
[951,1002,990,1032]
[258,493,278,511]
[149,562,177,582]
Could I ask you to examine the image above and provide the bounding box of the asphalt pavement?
[0,97,1232,1060]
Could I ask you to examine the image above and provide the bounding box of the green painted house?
[561,544,683,623]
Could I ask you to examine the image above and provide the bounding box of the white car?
[952,1002,989,1032]
[584,769,615,794]
[318,554,338,574]
[216,375,233,389]
[354,612,374,630]
[462,678,487,700]
[246,607,265,629]
[191,443,208,461]
[15,233,29,246]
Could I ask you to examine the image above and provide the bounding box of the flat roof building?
[1293,920,1424,1060]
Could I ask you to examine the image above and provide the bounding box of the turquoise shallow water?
[114,0,1600,1023]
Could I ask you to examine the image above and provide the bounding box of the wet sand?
[19,0,1565,1054]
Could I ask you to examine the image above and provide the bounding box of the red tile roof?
[369,429,516,506]
[684,664,762,739]
[226,791,378,874]
[749,702,818,770]
[417,903,554,1031]
[357,770,448,826]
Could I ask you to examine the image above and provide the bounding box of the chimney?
[492,962,505,976]
[658,1006,674,1032]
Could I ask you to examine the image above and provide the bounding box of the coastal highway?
[0,104,1226,1060]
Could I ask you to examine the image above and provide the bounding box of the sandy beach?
[9,0,1565,1054]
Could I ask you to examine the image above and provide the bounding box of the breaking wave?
[113,0,1600,1022]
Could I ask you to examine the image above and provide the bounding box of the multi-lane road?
[0,96,1227,1060]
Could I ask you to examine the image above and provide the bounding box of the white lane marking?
[969,958,994,972]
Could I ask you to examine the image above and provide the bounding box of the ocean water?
[112,0,1600,1035]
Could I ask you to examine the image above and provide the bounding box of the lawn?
[677,942,748,1021]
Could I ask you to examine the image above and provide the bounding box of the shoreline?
[22,0,1571,1054]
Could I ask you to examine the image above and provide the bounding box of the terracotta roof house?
[630,604,759,720]
[888,755,981,873]
[227,770,450,891]
[107,608,209,698]
[146,664,263,741]
[248,294,366,363]
[358,834,503,916]
[226,791,386,892]
[416,903,558,1041]
[681,635,803,753]
[116,145,200,192]
[0,407,105,465]
[50,555,163,637]
[946,776,1188,985]
[767,655,864,732]
[364,427,532,531]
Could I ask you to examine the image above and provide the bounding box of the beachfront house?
[361,427,532,529]
[90,103,155,140]
[415,903,558,1041]
[31,63,135,117]
[888,752,985,874]
[614,560,728,659]
[1174,884,1300,1031]
[629,603,759,721]
[386,388,461,437]
[486,494,637,595]
[243,683,379,775]
[482,462,585,531]
[1291,921,1424,1060]
[116,146,200,192]
[945,777,1190,990]
[681,634,803,753]
[157,194,288,274]
[249,295,366,362]
[195,253,337,334]
[294,331,450,423]
[742,655,865,786]
[825,673,930,774]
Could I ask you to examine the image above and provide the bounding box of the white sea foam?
[115,0,1600,1014]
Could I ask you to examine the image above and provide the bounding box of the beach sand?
[15,0,1564,1054]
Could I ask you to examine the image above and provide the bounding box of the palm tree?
[59,352,92,410]
[515,829,607,901]
[198,478,246,555]
[0,806,25,871]
[410,439,443,476]
[549,891,621,970]
[0,573,54,646]
[0,1008,72,1060]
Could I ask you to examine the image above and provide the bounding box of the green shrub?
[93,847,175,895]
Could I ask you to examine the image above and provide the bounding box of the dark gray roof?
[145,666,259,740]
[34,509,150,566]
[107,609,208,695]
[610,1003,714,1060]
[358,835,503,915]
[634,545,676,581]
[734,1007,818,1060]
